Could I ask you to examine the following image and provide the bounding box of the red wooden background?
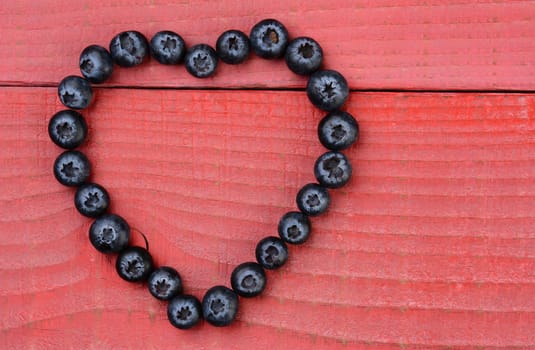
[1,1,534,349]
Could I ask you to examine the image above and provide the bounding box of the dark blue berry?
[58,76,93,110]
[109,31,149,67]
[278,211,311,244]
[306,70,349,111]
[48,110,88,149]
[216,30,250,64]
[150,31,186,65]
[318,111,359,151]
[314,151,352,189]
[249,19,289,59]
[74,183,110,218]
[89,213,130,253]
[285,37,323,75]
[53,150,90,187]
[255,236,288,269]
[148,266,183,301]
[296,183,330,216]
[79,45,114,84]
[116,246,154,282]
[202,285,239,327]
[167,294,202,330]
[184,44,218,78]
[230,262,266,298]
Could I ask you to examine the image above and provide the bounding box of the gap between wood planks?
[0,82,535,94]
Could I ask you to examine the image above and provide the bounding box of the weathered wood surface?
[0,0,534,90]
[1,88,534,349]
[1,1,535,349]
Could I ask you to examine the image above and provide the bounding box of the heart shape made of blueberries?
[48,19,358,329]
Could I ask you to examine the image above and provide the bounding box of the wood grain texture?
[1,0,534,90]
[1,87,534,349]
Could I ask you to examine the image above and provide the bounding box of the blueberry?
[285,37,323,75]
[48,110,88,149]
[74,183,110,218]
[89,213,130,253]
[296,183,330,216]
[216,29,250,64]
[150,31,186,65]
[314,151,352,189]
[278,211,311,244]
[58,76,93,110]
[116,246,154,282]
[109,31,149,67]
[249,19,289,59]
[202,285,239,327]
[184,44,218,78]
[230,262,266,298]
[148,266,183,301]
[318,111,359,151]
[255,236,288,269]
[53,150,90,187]
[306,70,349,111]
[167,294,202,329]
[79,45,114,84]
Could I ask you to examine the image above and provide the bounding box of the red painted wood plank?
[1,87,534,349]
[1,0,534,90]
